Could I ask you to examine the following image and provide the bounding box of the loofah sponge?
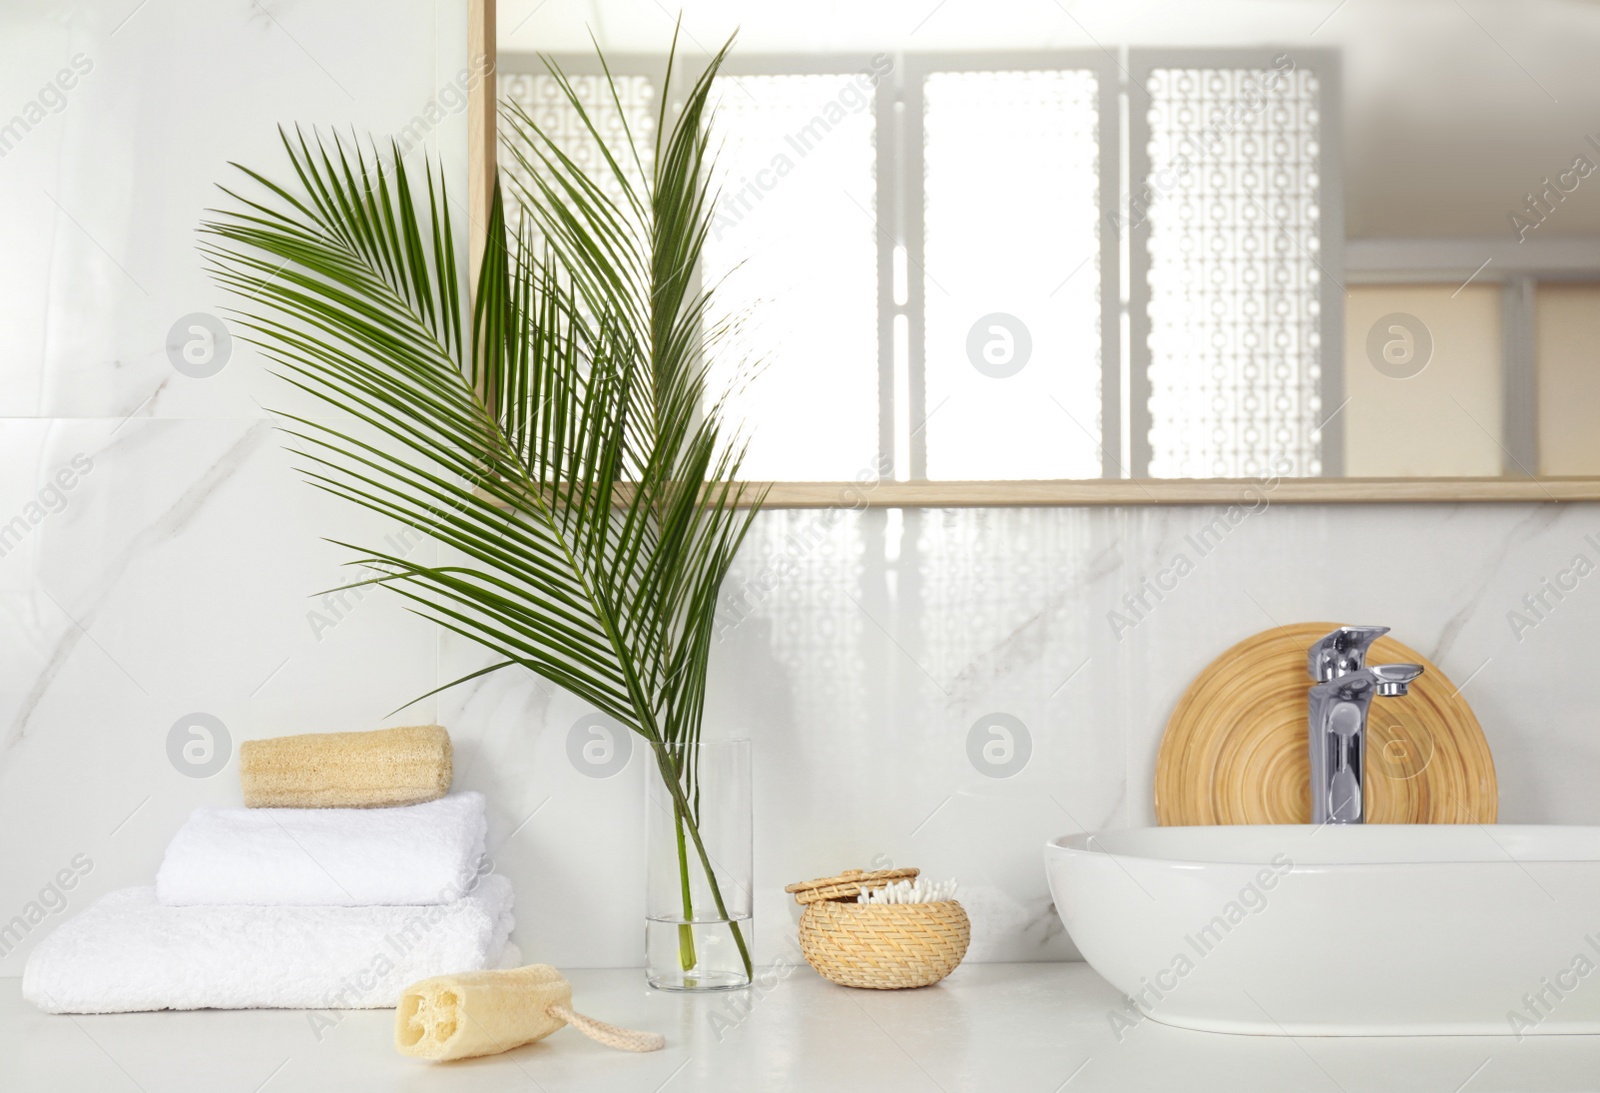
[396,965,664,1061]
[240,724,452,809]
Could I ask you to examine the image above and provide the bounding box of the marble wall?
[5,0,1600,976]
[0,0,467,972]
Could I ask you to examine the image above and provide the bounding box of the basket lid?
[784,867,919,905]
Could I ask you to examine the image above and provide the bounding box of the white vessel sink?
[1046,824,1600,1036]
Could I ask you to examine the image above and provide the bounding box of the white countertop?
[6,963,1600,1092]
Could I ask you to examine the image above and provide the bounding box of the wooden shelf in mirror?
[746,477,1600,508]
[474,477,1600,510]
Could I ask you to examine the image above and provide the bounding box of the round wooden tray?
[1155,623,1497,825]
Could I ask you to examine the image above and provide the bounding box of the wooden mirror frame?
[466,0,1600,507]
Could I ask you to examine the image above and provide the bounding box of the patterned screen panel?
[922,69,1103,480]
[496,72,657,239]
[1142,64,1325,479]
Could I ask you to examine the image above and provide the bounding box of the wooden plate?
[1155,623,1497,825]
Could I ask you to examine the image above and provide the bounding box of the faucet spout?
[1306,627,1423,825]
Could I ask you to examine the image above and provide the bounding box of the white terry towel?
[23,874,514,1014]
[155,791,487,906]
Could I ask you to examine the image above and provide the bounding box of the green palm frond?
[201,32,759,977]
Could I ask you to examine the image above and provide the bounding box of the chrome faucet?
[1306,626,1424,824]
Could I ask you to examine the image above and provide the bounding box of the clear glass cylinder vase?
[645,739,752,991]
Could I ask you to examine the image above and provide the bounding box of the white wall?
[1342,284,1504,478]
[7,1,1600,978]
[0,0,468,970]
[1537,284,1600,475]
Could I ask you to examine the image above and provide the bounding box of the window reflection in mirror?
[496,1,1600,484]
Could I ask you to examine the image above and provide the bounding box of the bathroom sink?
[1046,824,1600,1036]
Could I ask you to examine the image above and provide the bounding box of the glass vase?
[645,739,752,991]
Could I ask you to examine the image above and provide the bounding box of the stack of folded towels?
[24,725,517,1014]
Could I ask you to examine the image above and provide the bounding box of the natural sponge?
[239,724,452,809]
[395,965,664,1061]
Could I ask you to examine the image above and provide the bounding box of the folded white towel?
[23,874,514,1014]
[155,791,487,906]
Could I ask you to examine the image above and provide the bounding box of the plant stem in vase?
[647,741,752,990]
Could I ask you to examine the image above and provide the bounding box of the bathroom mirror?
[475,0,1600,504]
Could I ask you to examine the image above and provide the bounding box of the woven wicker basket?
[785,869,970,989]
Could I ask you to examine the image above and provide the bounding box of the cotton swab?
[856,877,959,904]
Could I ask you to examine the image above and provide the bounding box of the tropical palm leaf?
[201,31,759,977]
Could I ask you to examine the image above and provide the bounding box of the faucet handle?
[1370,662,1424,696]
[1308,625,1391,681]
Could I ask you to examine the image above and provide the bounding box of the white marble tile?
[1,0,471,420]
[1106,501,1600,827]
[428,507,1127,966]
[0,415,441,971]
[258,491,1600,968]
[436,645,649,969]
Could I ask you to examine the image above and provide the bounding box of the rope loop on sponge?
[546,1003,666,1052]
